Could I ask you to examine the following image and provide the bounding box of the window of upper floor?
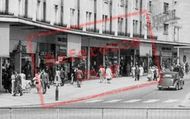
[120,0,125,7]
[135,0,139,10]
[164,2,169,14]
[163,23,169,35]
[148,1,152,13]
[133,20,138,34]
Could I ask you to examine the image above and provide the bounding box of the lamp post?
[55,83,59,101]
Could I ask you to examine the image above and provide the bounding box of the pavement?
[0,75,157,107]
[179,73,190,108]
[177,73,190,108]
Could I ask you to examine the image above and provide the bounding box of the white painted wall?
[1,0,152,40]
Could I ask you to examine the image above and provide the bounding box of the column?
[129,0,134,38]
[0,0,3,12]
[80,0,86,31]
[0,57,3,91]
[112,0,118,36]
[0,23,10,91]
[38,0,42,20]
[144,0,148,39]
[134,49,136,65]
[103,48,105,67]
[32,0,37,21]
[118,48,120,70]
[177,47,180,65]
[64,0,70,27]
[1,0,5,12]
[87,39,90,79]
[97,0,103,34]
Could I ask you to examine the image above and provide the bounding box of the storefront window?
[90,47,103,76]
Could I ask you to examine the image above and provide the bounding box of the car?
[157,71,184,90]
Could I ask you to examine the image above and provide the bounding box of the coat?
[106,68,112,79]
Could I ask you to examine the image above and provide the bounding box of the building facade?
[0,0,189,90]
[151,0,190,67]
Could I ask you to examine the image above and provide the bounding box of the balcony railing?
[118,32,125,36]
[102,30,114,35]
[36,19,50,24]
[0,11,14,15]
[54,22,67,27]
[147,35,158,40]
[70,25,83,30]
[86,28,95,32]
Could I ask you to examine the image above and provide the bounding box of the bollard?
[55,84,59,101]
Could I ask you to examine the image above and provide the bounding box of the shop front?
[160,46,173,69]
[139,43,152,73]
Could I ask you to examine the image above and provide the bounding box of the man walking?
[135,65,140,81]
[12,71,23,96]
[98,65,105,83]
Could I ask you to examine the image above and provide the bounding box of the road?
[64,77,190,108]
[1,77,190,119]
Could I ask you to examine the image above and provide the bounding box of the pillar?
[64,0,71,27]
[103,48,105,67]
[144,0,148,39]
[87,39,90,79]
[80,0,86,31]
[32,0,37,21]
[112,0,118,36]
[0,57,3,91]
[129,0,134,38]
[177,47,180,65]
[0,23,10,91]
[97,0,103,34]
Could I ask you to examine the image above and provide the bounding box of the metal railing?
[0,107,190,119]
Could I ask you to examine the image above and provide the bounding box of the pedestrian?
[76,67,83,88]
[70,67,75,84]
[139,65,144,76]
[40,69,50,94]
[106,66,112,84]
[33,68,41,93]
[12,71,23,96]
[11,71,17,96]
[20,70,27,90]
[153,67,157,81]
[185,62,189,74]
[98,65,105,83]
[131,65,135,78]
[60,67,65,86]
[54,66,61,86]
[135,65,140,81]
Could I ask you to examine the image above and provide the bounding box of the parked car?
[157,72,184,90]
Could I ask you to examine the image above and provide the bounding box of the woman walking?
[106,66,112,84]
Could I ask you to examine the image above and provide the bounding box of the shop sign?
[139,43,152,57]
[67,34,81,57]
[161,52,172,57]
[183,49,190,54]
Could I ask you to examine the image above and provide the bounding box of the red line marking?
[25,9,160,108]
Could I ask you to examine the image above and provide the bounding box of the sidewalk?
[0,76,157,107]
[178,73,190,108]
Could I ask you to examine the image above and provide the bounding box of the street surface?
[1,75,190,119]
[65,77,190,108]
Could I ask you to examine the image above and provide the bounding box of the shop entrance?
[120,49,134,76]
